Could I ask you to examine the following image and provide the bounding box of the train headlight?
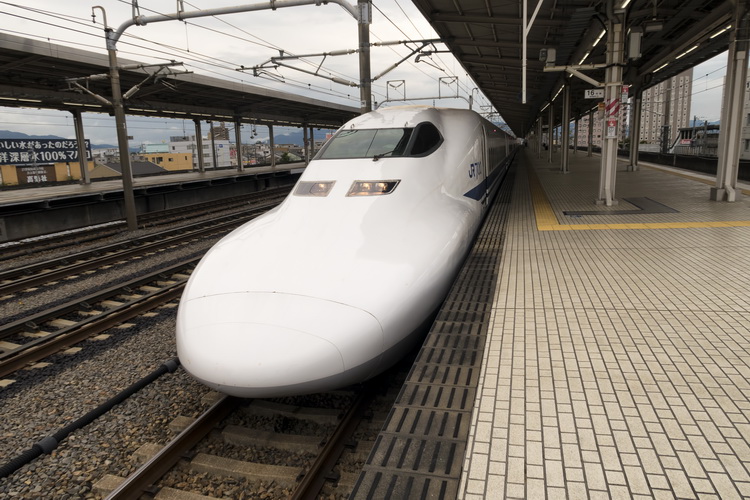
[347,180,400,196]
[295,181,335,197]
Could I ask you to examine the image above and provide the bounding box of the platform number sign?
[584,89,604,99]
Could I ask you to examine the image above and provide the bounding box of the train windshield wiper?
[373,150,396,161]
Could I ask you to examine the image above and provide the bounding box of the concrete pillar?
[70,110,91,184]
[303,125,310,165]
[628,89,642,172]
[711,0,749,202]
[194,119,205,172]
[548,104,554,163]
[235,119,243,172]
[537,118,543,159]
[561,84,571,173]
[598,8,624,206]
[209,121,218,170]
[269,124,276,168]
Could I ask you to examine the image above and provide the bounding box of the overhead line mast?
[93,0,371,231]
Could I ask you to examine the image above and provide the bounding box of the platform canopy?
[0,33,359,129]
[413,0,735,136]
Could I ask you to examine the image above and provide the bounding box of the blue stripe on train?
[462,162,506,200]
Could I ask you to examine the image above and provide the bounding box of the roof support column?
[235,119,243,172]
[209,121,219,170]
[561,84,570,173]
[711,0,749,202]
[269,124,276,169]
[548,104,554,163]
[194,119,205,173]
[588,109,594,157]
[597,13,623,206]
[537,118,543,159]
[303,125,310,165]
[628,89,642,172]
[70,110,91,185]
[309,126,316,158]
[573,117,579,156]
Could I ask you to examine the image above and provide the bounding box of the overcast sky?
[1,0,483,146]
[0,0,736,145]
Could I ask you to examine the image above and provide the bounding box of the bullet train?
[176,105,515,397]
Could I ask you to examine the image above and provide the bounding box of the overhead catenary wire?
[0,2,363,104]
[0,0,483,109]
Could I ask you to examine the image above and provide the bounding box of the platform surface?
[460,150,750,499]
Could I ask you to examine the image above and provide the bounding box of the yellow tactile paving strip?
[527,156,750,231]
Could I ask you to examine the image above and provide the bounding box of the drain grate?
[564,196,678,216]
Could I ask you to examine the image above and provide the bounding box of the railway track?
[0,198,280,297]
[0,185,292,262]
[99,379,386,500]
[0,260,197,380]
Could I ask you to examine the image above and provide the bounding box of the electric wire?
[0,2,361,104]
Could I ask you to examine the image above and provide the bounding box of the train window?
[408,122,443,156]
[317,128,413,159]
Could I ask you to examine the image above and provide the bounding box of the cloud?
[690,52,728,122]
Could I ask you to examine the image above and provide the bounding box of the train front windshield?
[316,122,443,160]
[318,128,413,159]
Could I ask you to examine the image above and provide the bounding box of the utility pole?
[104,26,138,231]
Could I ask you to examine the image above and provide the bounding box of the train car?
[176,105,515,397]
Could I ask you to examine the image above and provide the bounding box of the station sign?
[0,138,92,166]
[16,164,57,184]
[584,88,605,99]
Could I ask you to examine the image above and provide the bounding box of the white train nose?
[176,292,384,397]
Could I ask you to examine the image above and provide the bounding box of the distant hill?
[0,130,119,150]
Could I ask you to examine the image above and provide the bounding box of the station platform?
[0,164,304,242]
[0,163,304,208]
[353,149,750,499]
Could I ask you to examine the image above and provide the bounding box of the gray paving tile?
[459,150,750,499]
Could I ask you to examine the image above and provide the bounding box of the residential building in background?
[640,68,693,150]
[742,75,750,160]
[169,135,234,169]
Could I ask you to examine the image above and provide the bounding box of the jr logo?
[468,161,481,178]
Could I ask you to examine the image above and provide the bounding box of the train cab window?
[318,128,413,159]
[316,122,442,159]
[408,122,443,156]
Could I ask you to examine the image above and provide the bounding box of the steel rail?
[105,395,240,500]
[0,260,198,342]
[0,202,274,296]
[291,380,380,500]
[0,187,288,262]
[0,274,186,378]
